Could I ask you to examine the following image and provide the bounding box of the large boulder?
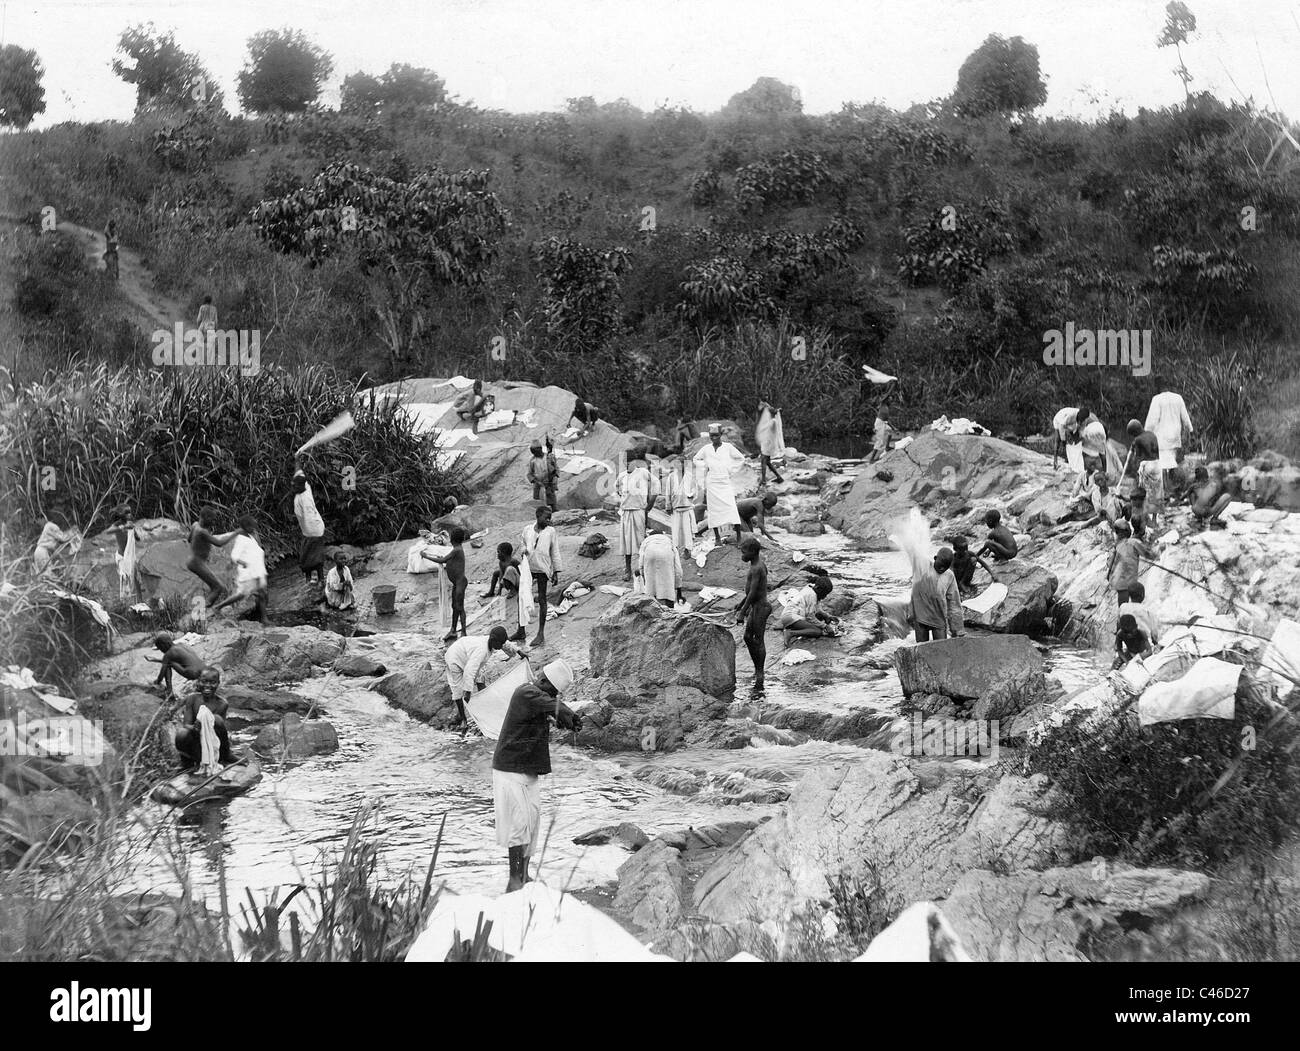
[826,431,1071,547]
[614,839,688,933]
[943,863,1212,962]
[214,626,346,682]
[893,635,1045,702]
[967,560,1058,635]
[692,754,1067,929]
[68,518,231,606]
[589,595,734,697]
[253,715,339,758]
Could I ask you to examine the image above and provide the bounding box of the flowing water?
[129,516,1106,904]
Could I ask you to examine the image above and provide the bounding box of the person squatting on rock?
[911,547,965,643]
[637,525,683,607]
[527,440,558,510]
[423,527,469,641]
[1113,613,1154,669]
[445,626,526,733]
[174,666,235,770]
[977,509,1018,561]
[949,535,993,592]
[292,466,327,592]
[1118,581,1160,647]
[455,379,490,434]
[778,575,838,646]
[569,396,602,438]
[493,658,581,892]
[522,505,562,647]
[148,632,205,700]
[186,505,238,609]
[735,537,771,693]
[694,424,745,546]
[616,450,659,582]
[325,550,355,610]
[212,515,268,624]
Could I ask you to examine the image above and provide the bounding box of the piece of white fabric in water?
[780,649,815,666]
[962,582,1008,615]
[1138,657,1239,726]
[698,586,737,602]
[1260,618,1300,699]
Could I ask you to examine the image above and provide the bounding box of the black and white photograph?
[0,0,1297,1017]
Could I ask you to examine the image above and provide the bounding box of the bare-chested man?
[735,536,771,694]
[147,632,205,699]
[187,505,237,606]
[174,666,236,769]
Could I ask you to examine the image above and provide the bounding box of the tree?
[720,77,802,120]
[0,45,46,129]
[342,64,446,116]
[340,72,383,115]
[236,28,333,114]
[251,162,508,363]
[111,23,215,112]
[952,35,1048,118]
[1157,2,1197,99]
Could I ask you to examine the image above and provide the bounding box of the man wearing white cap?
[492,658,582,892]
[692,424,745,545]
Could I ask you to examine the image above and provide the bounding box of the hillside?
[3,90,1300,453]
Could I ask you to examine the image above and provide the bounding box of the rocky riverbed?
[14,376,1300,961]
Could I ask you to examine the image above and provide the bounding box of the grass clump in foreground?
[0,800,496,962]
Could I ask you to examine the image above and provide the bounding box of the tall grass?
[0,362,468,562]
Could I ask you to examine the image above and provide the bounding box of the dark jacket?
[492,682,577,776]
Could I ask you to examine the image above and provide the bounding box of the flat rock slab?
[893,634,1044,701]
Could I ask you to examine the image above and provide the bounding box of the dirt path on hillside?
[58,220,190,333]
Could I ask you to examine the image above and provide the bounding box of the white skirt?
[619,508,646,557]
[493,769,541,851]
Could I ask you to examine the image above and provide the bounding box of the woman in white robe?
[692,426,744,544]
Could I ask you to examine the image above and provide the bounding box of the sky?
[6,0,1300,127]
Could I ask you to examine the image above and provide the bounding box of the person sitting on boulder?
[976,510,1018,561]
[1118,581,1160,647]
[910,547,965,643]
[174,666,236,770]
[1113,613,1154,669]
[1080,472,1123,528]
[454,380,490,434]
[324,551,355,610]
[446,626,527,733]
[148,632,206,700]
[736,493,780,546]
[949,536,993,592]
[1191,466,1235,528]
[778,575,838,646]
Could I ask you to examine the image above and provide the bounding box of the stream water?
[126,519,1105,905]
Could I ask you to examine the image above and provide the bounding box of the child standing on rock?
[423,527,469,641]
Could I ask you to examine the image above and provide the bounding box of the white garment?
[116,528,137,600]
[664,468,698,551]
[756,406,785,458]
[616,465,656,510]
[778,584,818,627]
[522,524,562,577]
[693,442,744,528]
[196,704,221,775]
[493,769,541,851]
[1138,657,1239,726]
[446,635,516,694]
[1052,406,1080,441]
[1145,391,1193,453]
[638,533,681,600]
[294,484,325,537]
[230,533,267,584]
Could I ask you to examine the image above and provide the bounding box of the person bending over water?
[148,632,205,700]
